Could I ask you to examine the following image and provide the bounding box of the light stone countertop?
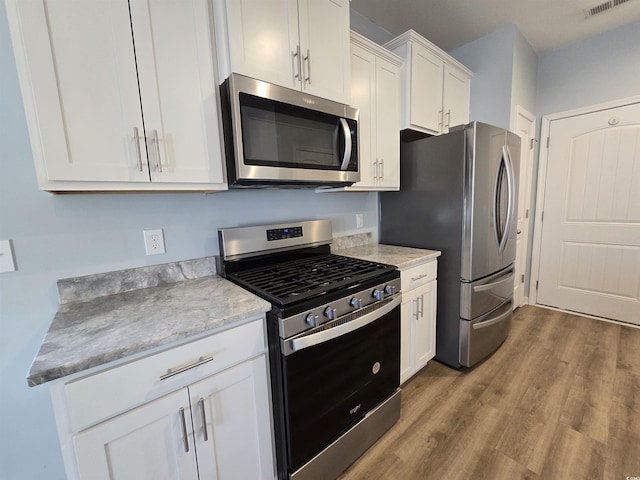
[28,240,439,387]
[335,243,441,270]
[28,274,270,387]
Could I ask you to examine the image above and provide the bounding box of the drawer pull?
[410,273,428,282]
[199,398,209,442]
[179,407,189,453]
[160,356,213,381]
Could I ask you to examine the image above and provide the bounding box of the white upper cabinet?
[214,0,351,104]
[346,32,401,191]
[6,0,226,192]
[385,30,472,136]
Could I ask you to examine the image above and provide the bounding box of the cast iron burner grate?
[228,254,395,306]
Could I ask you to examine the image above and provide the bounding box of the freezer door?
[462,123,520,281]
[460,265,514,320]
[459,299,512,367]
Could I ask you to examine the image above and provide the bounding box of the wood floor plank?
[559,319,618,443]
[339,306,639,480]
[538,424,606,480]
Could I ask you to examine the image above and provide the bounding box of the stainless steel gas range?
[216,220,401,480]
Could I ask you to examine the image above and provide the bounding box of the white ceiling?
[349,0,640,53]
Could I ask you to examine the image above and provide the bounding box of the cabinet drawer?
[401,260,437,292]
[64,317,265,432]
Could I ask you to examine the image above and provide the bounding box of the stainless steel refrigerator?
[380,122,520,368]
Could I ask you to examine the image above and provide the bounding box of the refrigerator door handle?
[473,270,514,292]
[495,145,515,254]
[472,306,512,330]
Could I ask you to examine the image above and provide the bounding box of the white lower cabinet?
[74,389,199,479]
[399,260,438,384]
[53,318,275,480]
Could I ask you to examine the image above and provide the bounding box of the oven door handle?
[286,294,401,355]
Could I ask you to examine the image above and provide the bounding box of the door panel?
[537,102,640,324]
[73,389,198,480]
[17,1,147,182]
[513,107,536,307]
[461,265,514,320]
[459,299,512,367]
[132,0,224,184]
[463,123,519,281]
[190,357,275,480]
[409,44,443,132]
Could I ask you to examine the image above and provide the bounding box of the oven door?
[221,74,359,187]
[280,295,401,472]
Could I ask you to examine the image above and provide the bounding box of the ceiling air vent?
[585,0,630,17]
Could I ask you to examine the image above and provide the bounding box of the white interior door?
[513,106,536,308]
[536,102,640,325]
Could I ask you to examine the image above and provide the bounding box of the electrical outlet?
[356,213,364,229]
[143,229,166,255]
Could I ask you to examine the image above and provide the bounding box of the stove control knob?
[350,297,362,309]
[305,313,318,328]
[385,285,396,295]
[324,307,337,320]
[372,289,384,300]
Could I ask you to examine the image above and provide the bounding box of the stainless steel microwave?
[220,74,359,187]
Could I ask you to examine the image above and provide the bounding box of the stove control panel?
[266,226,303,241]
[278,277,402,339]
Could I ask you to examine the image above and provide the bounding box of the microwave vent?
[585,0,630,17]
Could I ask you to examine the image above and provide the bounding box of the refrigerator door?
[461,123,520,281]
[460,265,514,320]
[459,298,512,367]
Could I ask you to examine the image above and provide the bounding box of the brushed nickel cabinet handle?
[133,127,143,172]
[305,49,311,84]
[160,356,214,381]
[179,407,189,453]
[292,46,301,81]
[410,273,428,282]
[438,109,443,129]
[153,129,163,172]
[199,398,209,442]
[445,109,451,129]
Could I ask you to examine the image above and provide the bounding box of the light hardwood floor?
[339,305,640,480]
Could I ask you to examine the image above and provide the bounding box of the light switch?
[0,240,17,273]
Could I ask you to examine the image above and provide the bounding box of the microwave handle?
[339,118,352,171]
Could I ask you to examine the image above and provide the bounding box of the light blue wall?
[0,8,378,479]
[349,8,395,46]
[536,20,640,118]
[449,26,516,130]
[511,28,538,117]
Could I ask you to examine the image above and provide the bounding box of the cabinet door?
[413,280,437,370]
[131,0,225,185]
[221,0,300,90]
[375,56,401,190]
[409,43,444,134]
[10,1,148,183]
[443,64,470,133]
[400,297,414,384]
[349,43,376,189]
[297,0,350,104]
[190,356,275,480]
[73,389,198,480]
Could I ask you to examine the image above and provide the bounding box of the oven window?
[239,93,357,171]
[281,306,400,471]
